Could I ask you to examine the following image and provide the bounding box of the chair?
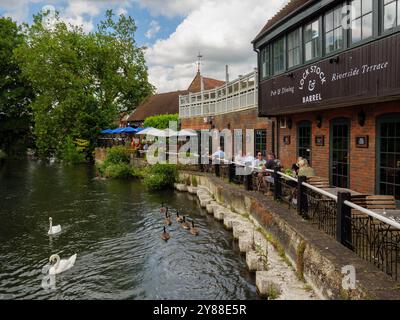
[306,176,330,188]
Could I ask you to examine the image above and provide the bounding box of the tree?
[143,114,179,129]
[14,10,154,160]
[0,17,33,156]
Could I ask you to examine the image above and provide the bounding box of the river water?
[0,160,258,300]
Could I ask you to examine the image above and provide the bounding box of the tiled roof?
[253,0,313,44]
[187,72,225,92]
[127,90,187,122]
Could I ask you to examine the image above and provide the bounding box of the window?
[384,0,400,31]
[273,37,285,74]
[287,28,301,68]
[297,121,312,165]
[304,19,320,61]
[325,5,344,54]
[351,0,373,43]
[260,45,270,79]
[255,130,267,157]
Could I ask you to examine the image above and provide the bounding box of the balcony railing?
[179,69,258,119]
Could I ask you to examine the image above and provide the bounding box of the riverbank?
[178,171,400,300]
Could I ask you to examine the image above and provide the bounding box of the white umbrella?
[136,127,155,135]
[178,129,198,137]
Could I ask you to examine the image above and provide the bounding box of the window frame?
[303,17,323,64]
[381,0,400,35]
[324,4,346,55]
[287,27,302,70]
[254,129,267,158]
[349,0,375,46]
[272,36,286,75]
[260,45,271,80]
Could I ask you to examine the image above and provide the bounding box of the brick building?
[127,71,225,127]
[253,0,400,200]
[180,69,275,157]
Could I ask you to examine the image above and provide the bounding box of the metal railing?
[179,157,400,281]
[179,70,258,119]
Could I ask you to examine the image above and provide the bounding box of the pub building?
[253,0,400,202]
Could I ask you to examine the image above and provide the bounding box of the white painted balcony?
[179,69,258,119]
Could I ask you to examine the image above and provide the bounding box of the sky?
[0,0,288,93]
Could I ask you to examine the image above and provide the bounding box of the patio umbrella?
[178,129,197,137]
[136,127,155,135]
[121,127,137,133]
[100,129,113,134]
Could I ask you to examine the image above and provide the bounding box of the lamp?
[329,56,340,64]
[358,110,366,127]
[287,72,295,79]
[316,115,322,128]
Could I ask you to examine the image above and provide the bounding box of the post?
[215,163,220,177]
[244,173,252,191]
[229,162,235,183]
[297,176,307,216]
[273,167,281,201]
[336,192,352,247]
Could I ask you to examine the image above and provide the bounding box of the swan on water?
[49,254,77,275]
[48,217,61,235]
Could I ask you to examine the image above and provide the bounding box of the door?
[377,115,400,202]
[297,121,312,164]
[330,118,350,188]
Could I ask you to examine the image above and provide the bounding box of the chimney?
[225,65,230,83]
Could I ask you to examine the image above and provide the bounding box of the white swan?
[49,254,77,275]
[48,217,61,235]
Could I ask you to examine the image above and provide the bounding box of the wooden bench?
[306,176,330,188]
[365,195,397,209]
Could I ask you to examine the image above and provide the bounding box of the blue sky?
[0,0,287,93]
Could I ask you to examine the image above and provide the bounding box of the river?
[0,160,258,299]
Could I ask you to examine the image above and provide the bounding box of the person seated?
[298,158,315,177]
[291,157,304,176]
[254,152,266,168]
[212,147,225,160]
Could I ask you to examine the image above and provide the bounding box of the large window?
[273,37,285,74]
[351,0,373,43]
[325,5,344,54]
[304,19,320,61]
[297,121,312,164]
[384,0,400,31]
[260,45,270,79]
[287,28,301,68]
[255,129,267,157]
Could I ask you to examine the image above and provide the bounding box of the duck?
[161,226,170,241]
[190,221,199,236]
[181,216,190,230]
[48,253,77,275]
[176,211,184,223]
[48,217,61,235]
[160,203,167,214]
[164,209,172,226]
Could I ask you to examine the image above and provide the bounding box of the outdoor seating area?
[175,155,400,282]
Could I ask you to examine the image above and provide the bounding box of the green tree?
[0,17,33,156]
[143,114,179,129]
[14,10,154,160]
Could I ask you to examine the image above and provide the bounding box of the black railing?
[191,160,400,282]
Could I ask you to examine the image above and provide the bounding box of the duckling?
[160,202,167,214]
[161,226,170,241]
[176,211,184,223]
[190,221,199,236]
[181,216,190,230]
[164,209,172,226]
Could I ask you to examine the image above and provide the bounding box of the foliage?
[0,149,6,160]
[284,168,294,177]
[0,17,34,156]
[191,176,198,187]
[14,10,154,159]
[103,146,130,166]
[60,136,86,164]
[103,163,134,179]
[143,114,179,129]
[143,164,178,190]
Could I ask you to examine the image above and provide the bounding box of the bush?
[143,164,178,190]
[104,163,132,179]
[104,146,130,165]
[143,114,179,129]
[0,149,6,160]
[191,176,198,187]
[60,136,86,164]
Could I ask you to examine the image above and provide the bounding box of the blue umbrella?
[100,129,113,134]
[121,127,137,133]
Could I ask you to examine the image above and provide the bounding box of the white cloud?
[145,20,160,39]
[146,0,286,93]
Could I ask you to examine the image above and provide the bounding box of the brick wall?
[277,100,400,195]
[181,108,275,155]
